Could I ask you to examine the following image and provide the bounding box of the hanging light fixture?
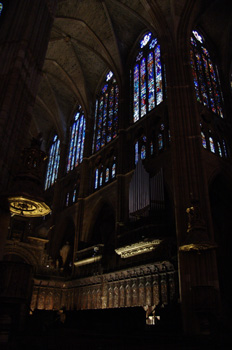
[8,134,51,217]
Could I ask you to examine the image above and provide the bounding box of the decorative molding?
[74,255,102,266]
[115,239,162,258]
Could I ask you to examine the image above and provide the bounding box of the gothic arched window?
[135,136,147,164]
[92,71,119,153]
[45,135,60,190]
[67,106,86,173]
[133,32,164,123]
[190,30,223,118]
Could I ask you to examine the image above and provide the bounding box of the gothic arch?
[3,244,39,268]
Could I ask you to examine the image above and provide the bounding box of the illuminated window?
[73,189,77,203]
[217,142,222,157]
[190,30,223,118]
[135,136,147,163]
[45,135,60,190]
[201,132,207,149]
[105,168,109,183]
[99,171,103,187]
[135,142,139,165]
[65,193,70,207]
[112,162,116,178]
[94,169,99,189]
[158,124,165,151]
[67,106,85,172]
[133,32,164,123]
[92,71,119,153]
[223,140,228,157]
[209,136,215,153]
[0,3,3,16]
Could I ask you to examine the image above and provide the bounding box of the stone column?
[0,0,58,258]
[0,0,58,189]
[165,40,220,334]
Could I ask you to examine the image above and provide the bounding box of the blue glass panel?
[140,32,152,48]
[141,145,146,159]
[45,136,60,190]
[94,72,118,152]
[112,163,116,178]
[148,52,155,111]
[155,45,163,105]
[191,30,223,118]
[135,142,139,164]
[73,189,77,203]
[113,85,119,138]
[95,169,98,189]
[140,58,147,117]
[133,64,140,122]
[158,134,163,150]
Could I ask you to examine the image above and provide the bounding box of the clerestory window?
[92,71,119,153]
[190,30,224,118]
[45,135,60,190]
[132,32,165,123]
[66,106,86,173]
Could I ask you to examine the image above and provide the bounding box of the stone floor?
[1,308,232,349]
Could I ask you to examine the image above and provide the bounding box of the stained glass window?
[150,142,154,156]
[158,134,163,150]
[223,140,228,157]
[99,172,103,187]
[133,32,164,123]
[67,106,85,173]
[0,3,3,16]
[201,132,207,149]
[112,163,116,178]
[141,145,146,159]
[65,193,70,207]
[209,136,215,153]
[217,142,222,157]
[105,168,109,183]
[73,189,77,203]
[93,71,119,153]
[94,169,99,189]
[45,135,60,190]
[190,30,223,118]
[135,142,139,164]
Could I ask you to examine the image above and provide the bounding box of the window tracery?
[45,135,60,190]
[67,106,85,173]
[92,71,119,153]
[190,30,224,118]
[132,32,164,123]
[94,155,116,191]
